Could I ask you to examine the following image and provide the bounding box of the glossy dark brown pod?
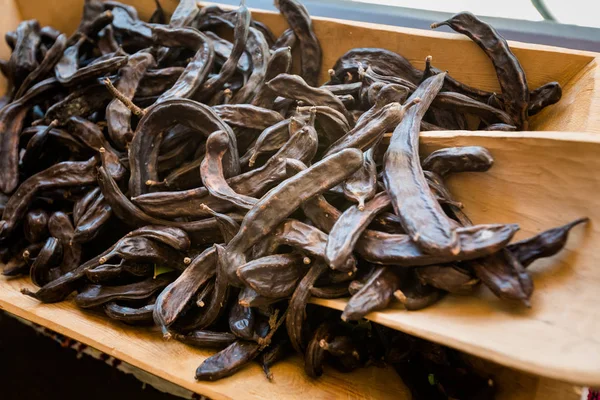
[223,149,363,285]
[0,158,97,239]
[383,73,457,255]
[287,262,328,353]
[0,78,60,194]
[48,211,82,274]
[153,246,217,332]
[173,330,237,349]
[75,273,175,308]
[30,237,63,287]
[431,12,529,129]
[342,267,401,321]
[422,146,494,177]
[201,130,257,210]
[106,51,155,150]
[507,217,589,267]
[237,253,305,298]
[128,99,239,197]
[275,0,322,86]
[195,340,261,381]
[325,192,390,271]
[104,302,155,324]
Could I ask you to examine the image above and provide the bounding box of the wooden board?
[0,273,411,400]
[10,0,600,134]
[0,273,582,400]
[316,131,600,386]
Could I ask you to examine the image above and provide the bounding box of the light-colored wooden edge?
[0,272,412,400]
[314,130,600,387]
[0,267,582,400]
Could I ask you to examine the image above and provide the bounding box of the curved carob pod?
[0,78,60,194]
[204,31,251,79]
[268,74,351,121]
[287,262,329,353]
[194,2,250,101]
[29,237,63,287]
[0,158,98,239]
[128,99,239,197]
[528,81,562,116]
[422,146,494,177]
[152,26,215,102]
[153,246,217,334]
[251,46,293,109]
[383,73,457,256]
[342,267,401,321]
[201,130,257,210]
[106,51,155,150]
[48,211,82,274]
[23,209,49,244]
[507,217,589,267]
[15,33,66,99]
[195,340,262,381]
[325,192,390,271]
[104,302,155,324]
[75,274,175,308]
[7,20,41,90]
[231,27,270,104]
[431,12,530,129]
[222,149,363,286]
[275,0,322,87]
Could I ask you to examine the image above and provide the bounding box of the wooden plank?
[0,0,21,95]
[0,273,411,400]
[5,270,579,400]
[14,0,600,133]
[315,131,600,386]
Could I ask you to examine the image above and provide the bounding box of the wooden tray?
[0,273,582,400]
[1,0,599,394]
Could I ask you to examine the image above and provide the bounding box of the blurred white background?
[349,0,600,28]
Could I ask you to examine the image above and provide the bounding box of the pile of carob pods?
[0,0,588,396]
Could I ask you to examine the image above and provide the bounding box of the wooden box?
[1,0,599,398]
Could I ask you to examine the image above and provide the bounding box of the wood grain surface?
[318,131,600,386]
[0,273,411,400]
[0,272,581,400]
